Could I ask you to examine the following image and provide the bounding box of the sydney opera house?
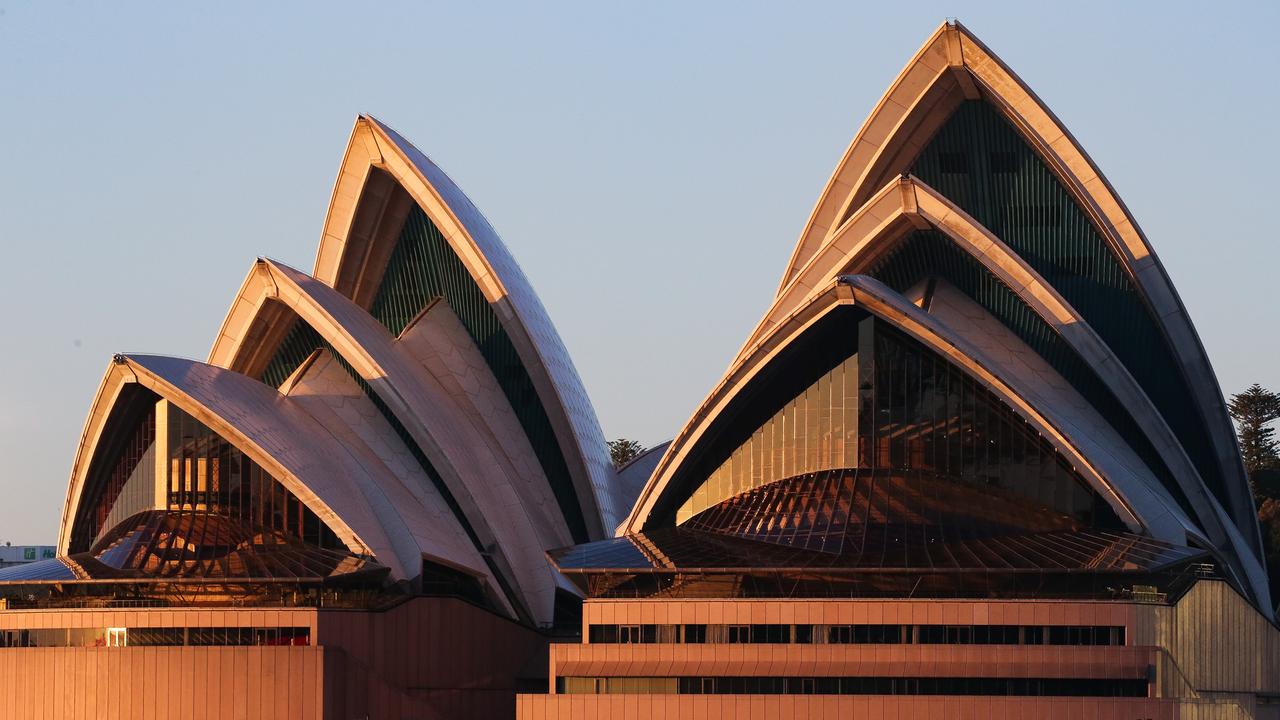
[1,19,1278,720]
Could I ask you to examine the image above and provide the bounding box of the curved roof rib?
[58,354,413,575]
[627,276,1199,543]
[776,21,1254,552]
[748,177,1235,541]
[308,115,619,538]
[778,22,959,293]
[209,258,570,624]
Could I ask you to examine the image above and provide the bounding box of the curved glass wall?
[85,510,375,580]
[69,387,160,553]
[676,316,1118,543]
[163,404,344,550]
[677,354,858,523]
[909,100,1226,510]
[865,230,1196,522]
[91,406,157,545]
[683,468,1090,555]
[72,398,347,560]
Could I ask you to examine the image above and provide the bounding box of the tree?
[1230,384,1280,612]
[1229,384,1280,478]
[608,439,646,469]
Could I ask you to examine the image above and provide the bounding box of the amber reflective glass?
[75,402,158,550]
[164,405,343,550]
[676,318,1116,550]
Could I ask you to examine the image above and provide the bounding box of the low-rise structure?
[0,546,56,569]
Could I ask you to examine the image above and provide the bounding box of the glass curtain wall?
[677,355,858,523]
[909,100,1225,508]
[677,316,1115,540]
[90,407,157,545]
[77,398,348,556]
[867,324,1107,524]
[163,404,344,550]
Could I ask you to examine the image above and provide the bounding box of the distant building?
[0,545,55,569]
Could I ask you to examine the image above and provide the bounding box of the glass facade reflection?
[164,405,343,550]
[677,355,858,523]
[93,406,157,545]
[676,316,1115,546]
[910,100,1227,509]
[866,324,1109,524]
[557,676,1148,697]
[70,388,160,552]
[684,468,1093,555]
[865,230,1197,522]
[0,626,311,648]
[586,622,1124,646]
[84,509,378,581]
[70,398,352,574]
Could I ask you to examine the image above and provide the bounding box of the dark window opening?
[585,623,1125,647]
[560,675,1148,697]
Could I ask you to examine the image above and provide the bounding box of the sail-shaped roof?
[621,21,1270,614]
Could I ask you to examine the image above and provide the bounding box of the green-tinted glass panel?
[866,230,1197,522]
[677,354,859,524]
[909,100,1225,508]
[368,206,589,543]
[676,312,1121,551]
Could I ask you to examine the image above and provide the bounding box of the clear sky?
[0,1,1277,543]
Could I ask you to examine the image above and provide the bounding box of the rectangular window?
[0,626,309,648]
[588,622,1125,647]
[750,624,788,643]
[588,625,612,643]
[560,675,1148,696]
[917,625,945,644]
[618,625,641,644]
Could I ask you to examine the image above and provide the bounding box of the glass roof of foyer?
[549,525,1206,576]
[0,510,386,586]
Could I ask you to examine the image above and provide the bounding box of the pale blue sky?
[1,1,1277,543]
